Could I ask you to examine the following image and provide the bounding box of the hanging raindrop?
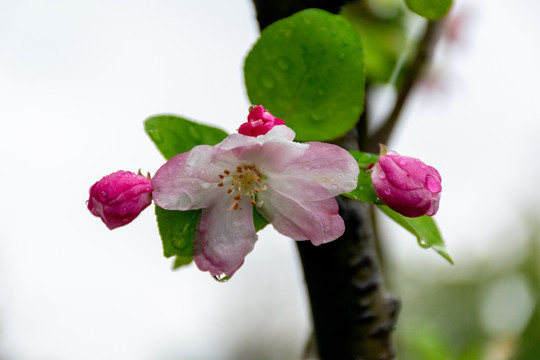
[213,274,231,282]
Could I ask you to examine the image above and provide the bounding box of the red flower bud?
[238,105,285,137]
[88,170,153,229]
[371,150,441,218]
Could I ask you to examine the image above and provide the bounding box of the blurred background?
[1,0,539,359]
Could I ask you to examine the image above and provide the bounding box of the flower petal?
[279,142,359,195]
[151,150,223,210]
[258,183,345,245]
[194,197,258,277]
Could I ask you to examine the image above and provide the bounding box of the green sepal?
[342,150,382,204]
[244,8,365,142]
[144,114,228,160]
[253,207,269,232]
[377,205,453,264]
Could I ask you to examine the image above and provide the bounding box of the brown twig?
[365,20,442,153]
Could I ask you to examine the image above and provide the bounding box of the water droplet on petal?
[426,175,442,193]
[384,188,391,195]
[399,159,407,166]
[213,274,231,282]
[379,172,386,180]
[100,190,108,199]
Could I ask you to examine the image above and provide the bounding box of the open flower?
[152,125,358,277]
[370,146,441,218]
[238,105,285,137]
[88,170,153,229]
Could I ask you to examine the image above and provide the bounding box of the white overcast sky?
[1,0,540,359]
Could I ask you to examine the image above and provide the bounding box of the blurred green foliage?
[392,223,540,360]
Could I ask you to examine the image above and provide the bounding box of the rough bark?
[250,1,401,359]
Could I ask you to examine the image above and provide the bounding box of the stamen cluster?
[217,164,267,210]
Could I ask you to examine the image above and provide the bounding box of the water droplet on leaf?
[417,238,431,249]
[261,75,274,89]
[337,52,345,60]
[311,113,324,123]
[277,58,289,70]
[187,124,202,141]
[150,131,163,144]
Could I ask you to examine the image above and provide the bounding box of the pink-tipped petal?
[151,151,223,210]
[258,183,345,245]
[194,197,258,277]
[280,142,359,195]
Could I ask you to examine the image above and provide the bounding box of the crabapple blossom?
[88,170,153,230]
[370,147,441,218]
[151,125,359,277]
[238,105,285,137]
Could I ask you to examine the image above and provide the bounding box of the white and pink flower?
[151,125,359,277]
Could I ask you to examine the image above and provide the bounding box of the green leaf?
[378,205,453,264]
[404,0,453,20]
[244,8,365,142]
[342,150,382,204]
[155,205,201,270]
[144,114,228,160]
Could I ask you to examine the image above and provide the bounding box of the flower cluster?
[87,106,442,277]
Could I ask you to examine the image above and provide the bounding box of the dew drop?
[399,159,407,166]
[187,124,202,141]
[100,191,108,200]
[277,57,290,70]
[426,175,442,193]
[379,172,386,180]
[384,188,391,195]
[261,75,275,89]
[311,113,324,123]
[417,238,431,249]
[150,131,163,144]
[213,274,231,282]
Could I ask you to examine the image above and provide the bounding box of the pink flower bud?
[238,105,285,137]
[88,170,153,229]
[370,150,442,218]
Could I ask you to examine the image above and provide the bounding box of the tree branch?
[250,1,400,359]
[365,20,442,153]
